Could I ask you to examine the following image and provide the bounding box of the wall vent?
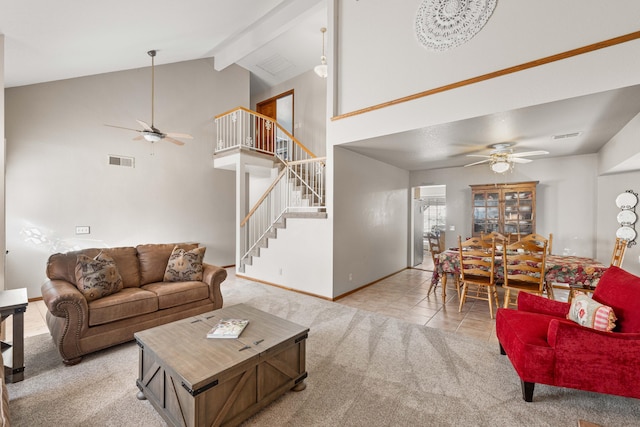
[552,132,582,140]
[108,155,135,168]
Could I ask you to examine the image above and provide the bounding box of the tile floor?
[10,254,568,345]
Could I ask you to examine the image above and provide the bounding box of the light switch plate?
[75,226,90,235]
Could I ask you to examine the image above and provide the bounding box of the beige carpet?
[7,278,640,426]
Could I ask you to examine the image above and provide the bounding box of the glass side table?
[0,288,28,383]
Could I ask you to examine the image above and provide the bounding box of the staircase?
[214,107,327,272]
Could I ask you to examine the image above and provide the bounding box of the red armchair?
[496,266,640,402]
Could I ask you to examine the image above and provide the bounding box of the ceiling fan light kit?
[104,49,193,146]
[464,142,549,174]
[490,158,512,174]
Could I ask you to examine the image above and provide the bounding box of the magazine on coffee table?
[207,318,249,339]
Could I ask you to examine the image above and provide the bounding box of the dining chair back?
[458,236,500,318]
[519,233,553,255]
[502,239,548,308]
[480,231,508,246]
[426,232,460,301]
[427,232,442,265]
[610,237,628,267]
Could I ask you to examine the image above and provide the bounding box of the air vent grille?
[108,155,135,168]
[552,132,582,140]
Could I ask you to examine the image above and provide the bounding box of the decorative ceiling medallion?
[415,0,498,52]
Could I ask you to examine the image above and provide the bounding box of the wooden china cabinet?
[470,181,538,239]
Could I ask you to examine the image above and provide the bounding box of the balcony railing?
[239,157,326,267]
[215,106,317,162]
[214,106,326,268]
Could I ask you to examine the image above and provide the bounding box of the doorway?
[411,185,447,270]
[256,90,294,159]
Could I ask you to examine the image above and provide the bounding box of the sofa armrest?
[41,279,89,364]
[202,263,227,309]
[517,291,569,318]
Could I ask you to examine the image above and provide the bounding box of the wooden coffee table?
[134,303,309,427]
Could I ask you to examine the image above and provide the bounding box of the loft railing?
[214,106,317,162]
[214,106,326,268]
[239,157,326,266]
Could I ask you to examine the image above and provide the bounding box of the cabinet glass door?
[473,191,500,234]
[504,190,533,237]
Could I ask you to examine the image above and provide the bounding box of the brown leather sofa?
[41,243,227,365]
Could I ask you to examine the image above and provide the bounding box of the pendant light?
[314,27,328,78]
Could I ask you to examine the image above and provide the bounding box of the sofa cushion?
[137,243,198,285]
[142,281,210,309]
[567,293,616,332]
[75,253,124,302]
[164,246,206,282]
[592,266,640,333]
[88,288,158,326]
[47,246,140,288]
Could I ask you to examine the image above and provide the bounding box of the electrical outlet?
[75,226,90,235]
[348,273,353,281]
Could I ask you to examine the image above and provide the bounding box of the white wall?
[333,147,409,297]
[330,1,640,145]
[251,69,327,157]
[5,60,249,298]
[410,155,598,258]
[596,172,640,277]
[0,34,5,290]
[599,112,640,174]
[243,218,333,298]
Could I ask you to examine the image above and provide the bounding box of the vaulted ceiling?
[3,0,640,172]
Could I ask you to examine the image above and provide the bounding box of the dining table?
[430,249,608,301]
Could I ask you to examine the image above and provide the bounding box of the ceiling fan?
[464,143,549,173]
[105,50,193,146]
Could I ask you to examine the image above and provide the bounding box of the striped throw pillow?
[567,293,617,332]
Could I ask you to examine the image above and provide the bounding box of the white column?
[235,158,247,272]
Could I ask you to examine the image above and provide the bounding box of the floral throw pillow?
[75,252,123,302]
[163,246,206,282]
[567,293,617,332]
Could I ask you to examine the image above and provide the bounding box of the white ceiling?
[342,84,640,171]
[2,0,640,172]
[0,0,327,89]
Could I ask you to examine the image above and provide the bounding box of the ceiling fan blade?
[136,119,153,131]
[133,135,144,141]
[165,132,193,139]
[466,154,491,158]
[464,159,491,167]
[511,157,533,164]
[510,150,549,158]
[105,124,142,133]
[164,137,186,146]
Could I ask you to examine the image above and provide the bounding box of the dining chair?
[502,239,549,308]
[481,231,508,246]
[427,232,460,301]
[519,233,551,254]
[610,237,627,267]
[458,236,500,318]
[427,232,442,266]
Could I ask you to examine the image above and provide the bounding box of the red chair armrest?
[517,291,569,318]
[548,318,640,351]
[547,319,640,395]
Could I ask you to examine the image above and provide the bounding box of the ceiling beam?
[210,0,325,71]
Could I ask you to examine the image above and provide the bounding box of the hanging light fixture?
[489,152,513,174]
[314,27,328,78]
